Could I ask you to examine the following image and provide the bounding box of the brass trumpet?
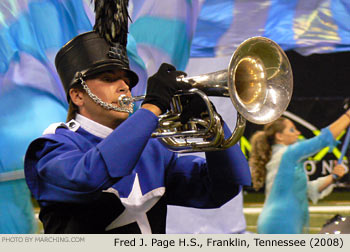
[119,37,293,153]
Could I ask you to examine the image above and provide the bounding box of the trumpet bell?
[228,37,293,124]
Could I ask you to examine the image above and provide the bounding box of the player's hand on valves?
[142,63,190,114]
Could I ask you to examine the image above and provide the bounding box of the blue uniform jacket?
[24,109,251,233]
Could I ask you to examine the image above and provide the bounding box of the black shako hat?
[55,31,138,94]
[54,0,138,96]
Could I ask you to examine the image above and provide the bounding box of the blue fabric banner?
[191,0,350,57]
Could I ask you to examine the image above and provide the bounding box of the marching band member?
[24,0,251,234]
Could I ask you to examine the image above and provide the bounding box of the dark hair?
[66,83,85,122]
[249,117,287,191]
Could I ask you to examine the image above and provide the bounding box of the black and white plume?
[92,0,130,46]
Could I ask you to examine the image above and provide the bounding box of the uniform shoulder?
[42,120,80,135]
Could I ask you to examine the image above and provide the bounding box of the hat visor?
[83,62,139,89]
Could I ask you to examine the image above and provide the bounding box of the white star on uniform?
[105,173,165,233]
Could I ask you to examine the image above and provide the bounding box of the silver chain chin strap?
[78,76,134,114]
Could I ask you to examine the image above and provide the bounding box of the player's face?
[81,70,132,129]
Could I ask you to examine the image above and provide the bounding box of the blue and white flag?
[191,0,350,57]
[0,0,93,234]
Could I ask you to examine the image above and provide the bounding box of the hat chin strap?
[78,75,134,114]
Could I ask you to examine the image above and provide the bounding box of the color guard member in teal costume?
[249,112,350,234]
